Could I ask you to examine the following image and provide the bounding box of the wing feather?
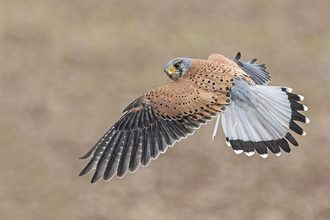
[129,129,142,173]
[117,131,134,177]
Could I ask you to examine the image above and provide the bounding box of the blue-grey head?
[164,58,193,81]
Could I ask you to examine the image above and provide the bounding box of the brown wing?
[79,58,241,183]
[207,53,255,84]
[208,52,271,85]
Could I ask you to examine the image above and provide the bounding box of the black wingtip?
[91,173,102,184]
[248,58,257,64]
[79,143,101,159]
[235,52,241,60]
[79,154,90,160]
[79,167,90,177]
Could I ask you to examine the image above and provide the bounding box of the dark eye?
[174,62,180,69]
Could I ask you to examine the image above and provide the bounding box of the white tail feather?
[212,114,221,140]
[219,79,307,157]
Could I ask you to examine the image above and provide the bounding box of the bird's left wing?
[208,52,271,85]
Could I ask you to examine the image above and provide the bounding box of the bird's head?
[164,58,193,81]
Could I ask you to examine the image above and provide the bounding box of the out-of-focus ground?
[1,0,329,219]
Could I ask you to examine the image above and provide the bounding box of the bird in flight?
[79,52,309,183]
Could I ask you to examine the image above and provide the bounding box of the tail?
[220,79,309,158]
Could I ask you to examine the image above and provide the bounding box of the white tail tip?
[245,151,255,156]
[234,150,243,154]
[275,151,282,156]
[305,117,310,124]
[260,154,268,158]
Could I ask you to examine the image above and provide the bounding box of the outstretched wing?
[79,61,237,183]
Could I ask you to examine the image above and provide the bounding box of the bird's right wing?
[79,72,234,183]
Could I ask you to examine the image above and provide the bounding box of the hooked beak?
[165,67,174,77]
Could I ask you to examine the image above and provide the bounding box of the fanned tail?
[220,79,308,158]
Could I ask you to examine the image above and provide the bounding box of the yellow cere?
[168,67,175,75]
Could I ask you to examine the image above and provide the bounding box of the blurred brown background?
[1,0,329,219]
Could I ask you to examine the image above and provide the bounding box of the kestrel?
[79,52,309,183]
